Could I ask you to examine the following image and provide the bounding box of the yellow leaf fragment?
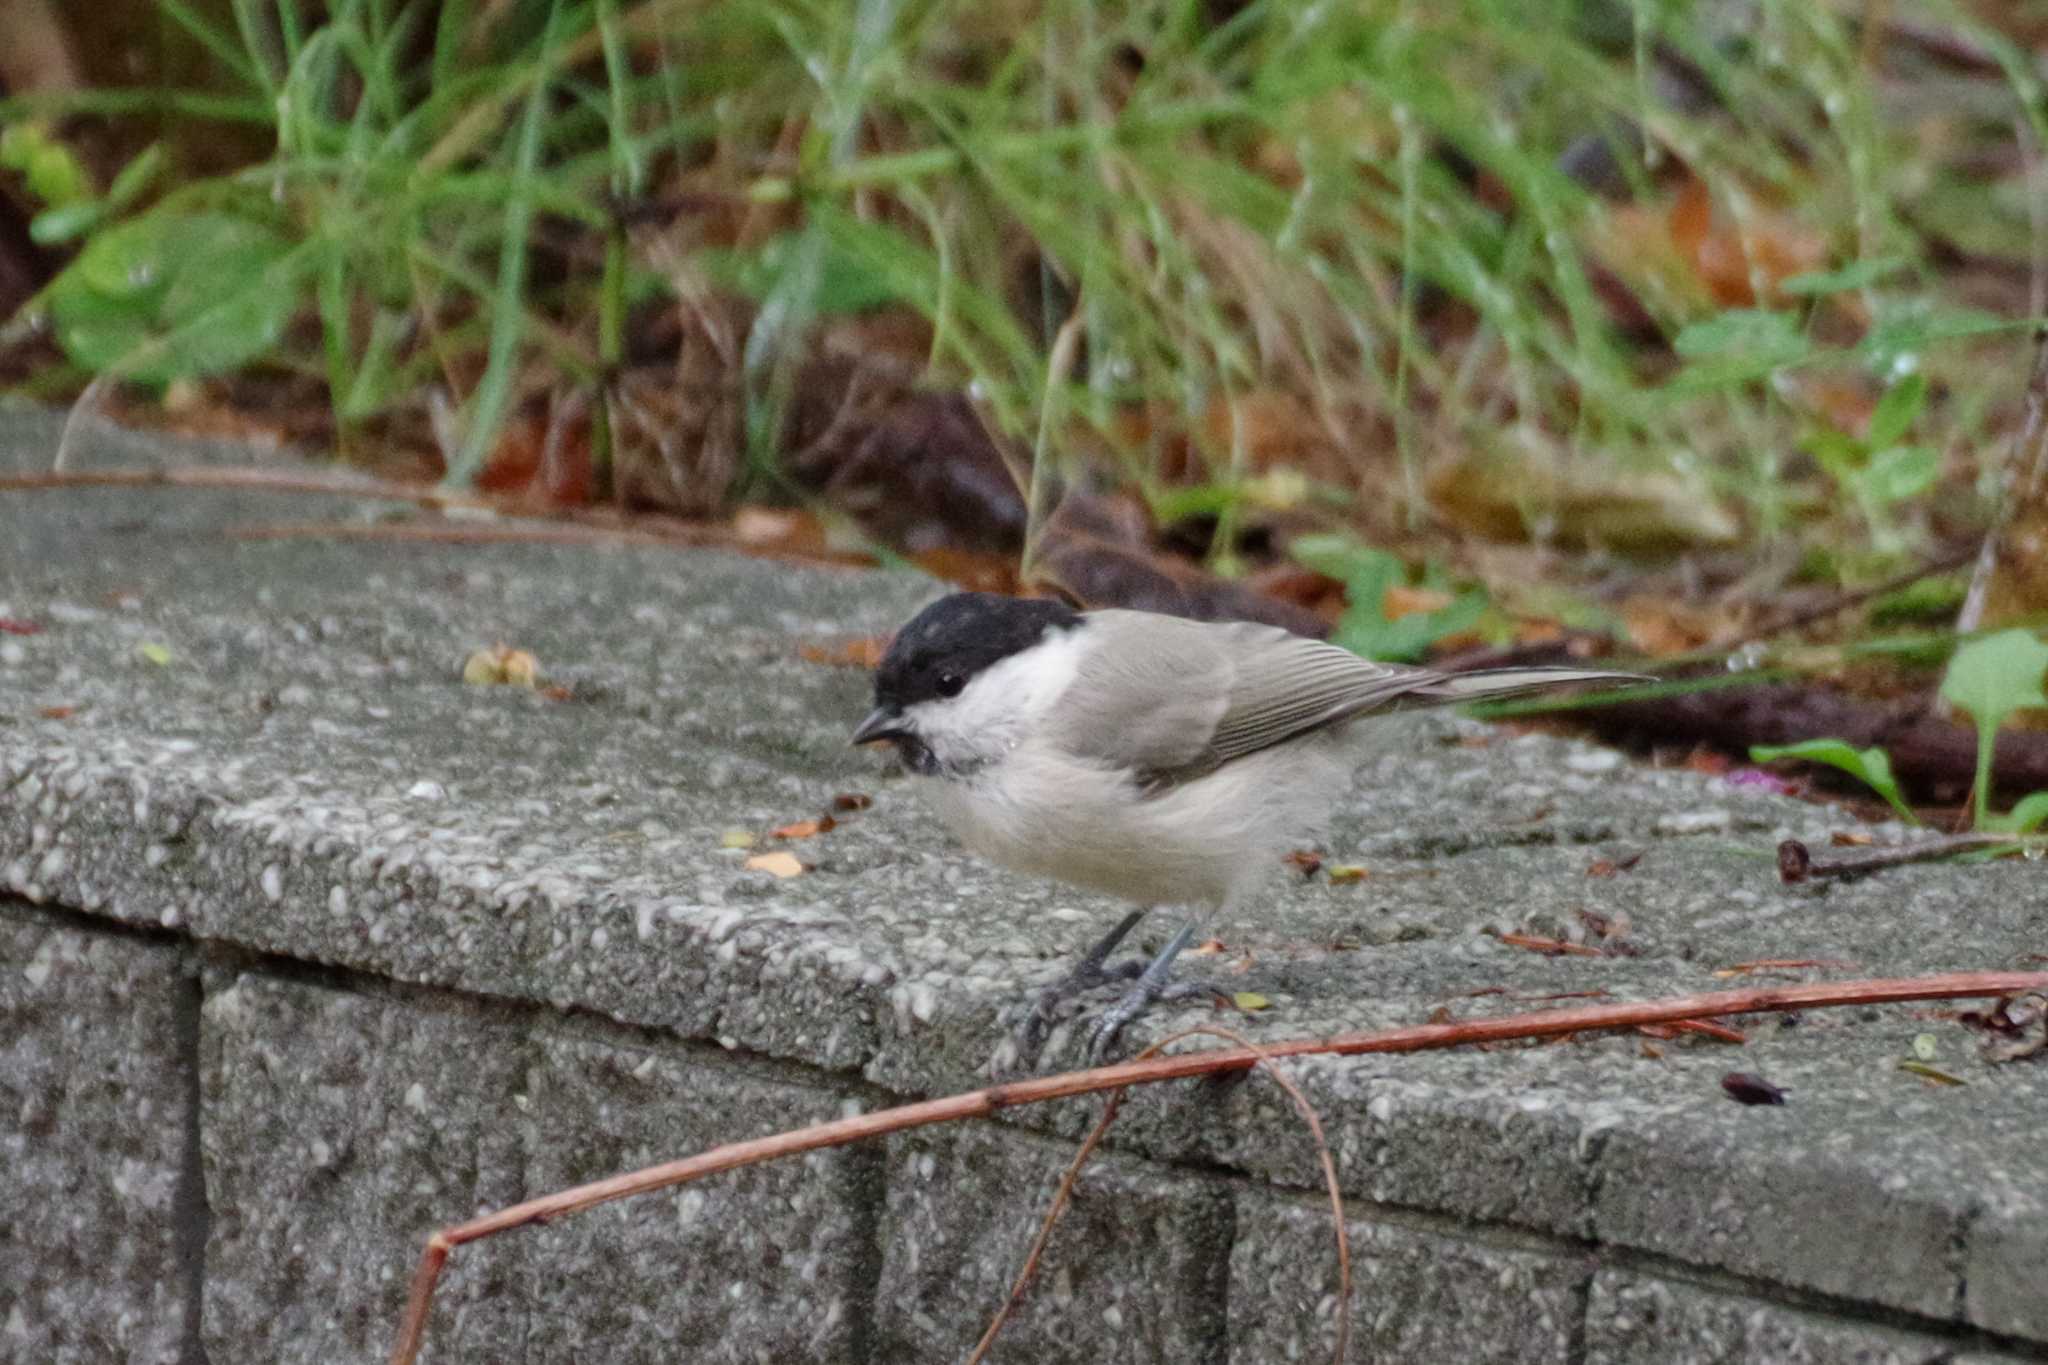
[1232,991,1272,1012]
[744,850,806,879]
[719,829,757,849]
[461,644,540,687]
[1897,1059,1967,1087]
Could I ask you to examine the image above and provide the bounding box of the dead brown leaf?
[798,636,888,669]
[1721,1072,1789,1105]
[1585,852,1644,878]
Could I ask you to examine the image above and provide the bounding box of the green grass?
[3,0,2045,598]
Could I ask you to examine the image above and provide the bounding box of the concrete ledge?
[3,410,2046,1361]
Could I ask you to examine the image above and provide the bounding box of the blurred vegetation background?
[1,0,2045,663]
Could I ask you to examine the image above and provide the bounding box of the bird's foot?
[1013,918,1228,1068]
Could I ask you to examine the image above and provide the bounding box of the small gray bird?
[851,591,1642,1063]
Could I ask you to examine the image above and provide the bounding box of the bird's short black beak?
[850,706,907,747]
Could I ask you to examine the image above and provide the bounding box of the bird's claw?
[1015,920,1218,1068]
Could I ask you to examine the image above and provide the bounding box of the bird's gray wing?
[1057,611,1641,786]
[1198,621,1451,770]
[1046,611,1238,776]
[1050,611,1446,783]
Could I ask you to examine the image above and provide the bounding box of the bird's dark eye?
[935,671,965,698]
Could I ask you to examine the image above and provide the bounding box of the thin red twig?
[387,970,2048,1364]
[1493,931,1605,958]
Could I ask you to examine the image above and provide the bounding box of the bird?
[850,591,1643,1064]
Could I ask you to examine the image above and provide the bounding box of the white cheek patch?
[905,625,1088,763]
[978,625,1088,717]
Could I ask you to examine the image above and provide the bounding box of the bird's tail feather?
[1414,666,1648,704]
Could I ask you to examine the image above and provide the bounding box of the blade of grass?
[442,0,564,487]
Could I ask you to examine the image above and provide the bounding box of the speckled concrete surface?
[0,916,198,1364]
[1227,1191,1586,1363]
[872,1122,1232,1363]
[1583,1271,2036,1365]
[2,406,2045,1362]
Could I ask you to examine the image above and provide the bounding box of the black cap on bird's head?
[850,592,1082,750]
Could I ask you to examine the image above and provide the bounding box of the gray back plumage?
[1051,610,1639,788]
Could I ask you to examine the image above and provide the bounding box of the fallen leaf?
[744,850,806,879]
[1686,748,1735,776]
[798,636,888,669]
[539,684,575,702]
[462,644,539,686]
[1232,992,1272,1011]
[37,706,75,720]
[1579,908,1633,942]
[1829,830,1875,848]
[831,792,873,812]
[1428,429,1741,557]
[1911,1032,1939,1061]
[909,547,1019,595]
[733,506,809,546]
[0,618,42,635]
[1382,584,1456,620]
[137,643,173,666]
[1776,840,1813,883]
[1721,1072,1788,1105]
[771,815,837,840]
[1283,849,1323,878]
[1325,864,1369,884]
[1962,991,2047,1063]
[719,829,757,849]
[1187,938,1230,956]
[1897,1059,1968,1086]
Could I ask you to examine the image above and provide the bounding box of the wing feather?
[1050,610,1641,787]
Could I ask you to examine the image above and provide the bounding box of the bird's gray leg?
[1085,923,1227,1063]
[1016,909,1152,1064]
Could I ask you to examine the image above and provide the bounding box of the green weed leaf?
[1292,534,1489,663]
[48,212,302,384]
[1941,629,2048,734]
[1672,309,1809,365]
[1777,257,1908,296]
[1866,374,1927,449]
[705,229,903,316]
[1988,791,2048,835]
[1851,445,1939,505]
[0,123,94,208]
[1940,629,2048,828]
[1749,738,1916,823]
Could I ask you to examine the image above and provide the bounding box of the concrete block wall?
[6,900,2041,1364]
